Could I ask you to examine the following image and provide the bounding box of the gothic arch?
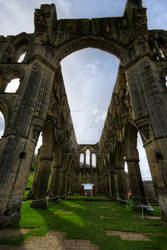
[0,98,8,134]
[55,36,128,65]
[9,33,32,62]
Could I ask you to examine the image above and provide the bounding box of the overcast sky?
[0,0,167,180]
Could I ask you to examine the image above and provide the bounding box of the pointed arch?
[86,148,90,166]
[92,153,96,168]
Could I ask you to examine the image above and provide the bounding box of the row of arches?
[80,149,96,168]
[1,52,26,94]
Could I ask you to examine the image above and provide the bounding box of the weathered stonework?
[0,0,167,226]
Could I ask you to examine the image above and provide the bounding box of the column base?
[48,196,59,203]
[31,198,47,209]
[158,194,167,222]
[0,203,21,228]
[109,196,118,201]
[118,200,128,205]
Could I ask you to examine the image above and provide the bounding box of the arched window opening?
[80,153,84,167]
[61,48,119,144]
[5,78,20,93]
[124,158,128,173]
[92,153,96,168]
[0,111,5,139]
[165,76,167,87]
[24,132,42,200]
[137,132,152,181]
[35,132,42,154]
[154,48,160,61]
[86,149,90,167]
[17,52,26,63]
[159,48,165,59]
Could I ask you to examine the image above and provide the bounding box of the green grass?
[68,193,111,200]
[1,195,167,250]
[26,171,34,189]
[24,171,34,199]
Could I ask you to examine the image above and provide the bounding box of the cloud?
[85,62,97,74]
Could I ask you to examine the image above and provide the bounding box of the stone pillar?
[144,138,167,221]
[108,175,112,197]
[126,159,147,206]
[48,142,62,201]
[84,153,86,168]
[49,166,61,201]
[105,177,108,196]
[66,172,71,193]
[31,122,53,208]
[117,168,128,201]
[90,153,92,168]
[27,147,41,200]
[124,124,147,207]
[0,59,55,226]
[126,56,167,219]
[110,171,119,199]
[31,157,52,208]
[58,155,68,196]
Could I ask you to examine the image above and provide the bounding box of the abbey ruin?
[0,0,167,226]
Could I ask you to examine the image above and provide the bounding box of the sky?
[0,0,167,180]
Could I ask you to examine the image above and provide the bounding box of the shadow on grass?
[1,197,167,250]
[18,198,167,250]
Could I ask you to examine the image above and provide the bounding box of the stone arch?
[80,152,84,167]
[124,122,150,205]
[56,36,128,65]
[92,153,96,168]
[1,67,25,94]
[86,148,90,166]
[31,119,54,208]
[9,33,32,62]
[0,98,8,136]
[0,112,5,139]
[160,67,167,89]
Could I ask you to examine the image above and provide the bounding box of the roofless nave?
[0,0,167,226]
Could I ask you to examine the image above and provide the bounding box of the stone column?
[90,153,92,168]
[117,168,128,202]
[110,171,119,200]
[48,166,61,201]
[84,153,86,168]
[58,155,68,196]
[48,142,62,201]
[31,122,53,208]
[144,138,167,221]
[126,159,147,206]
[124,124,147,207]
[126,56,167,219]
[105,177,108,196]
[27,147,41,200]
[108,175,112,197]
[31,157,52,208]
[0,59,55,226]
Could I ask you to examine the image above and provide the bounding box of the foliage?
[30,154,37,171]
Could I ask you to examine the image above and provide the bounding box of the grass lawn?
[24,171,34,199]
[1,194,167,250]
[26,171,34,189]
[67,193,111,200]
